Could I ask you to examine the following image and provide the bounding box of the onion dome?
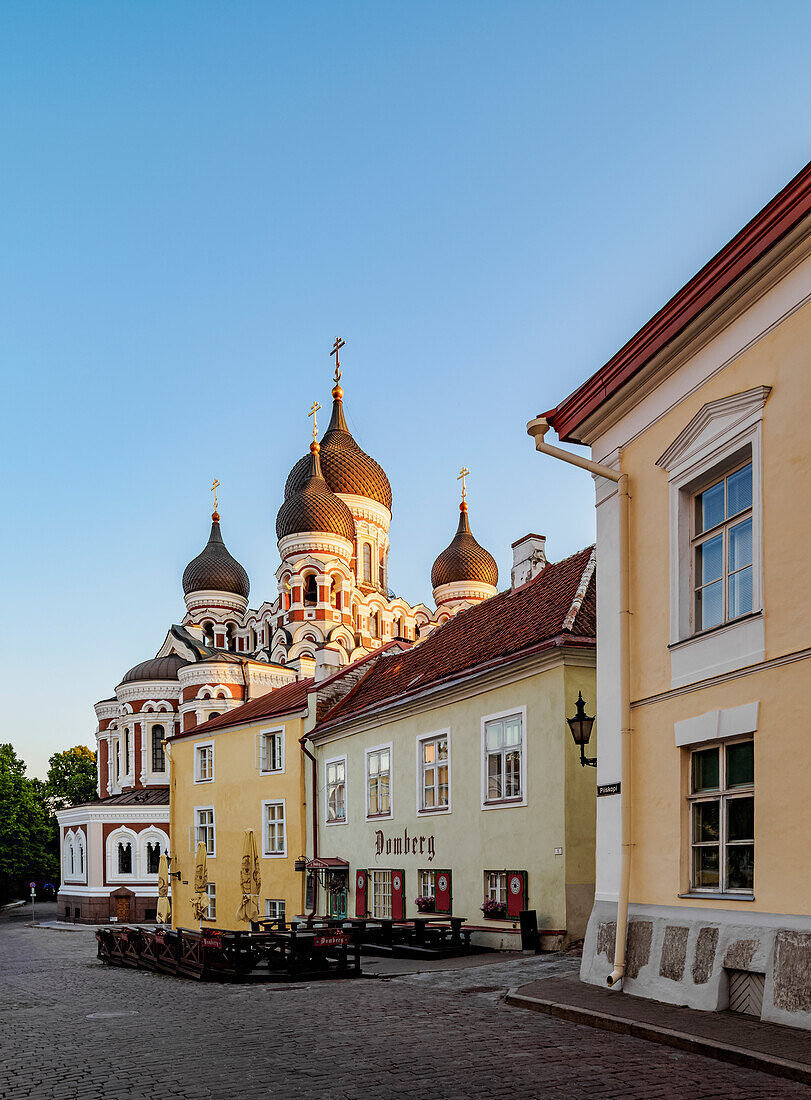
[285,381,392,509]
[182,513,250,599]
[120,653,188,684]
[431,502,499,588]
[276,441,356,542]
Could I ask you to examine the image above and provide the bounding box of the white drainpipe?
[527,416,631,990]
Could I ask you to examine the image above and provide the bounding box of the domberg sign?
[374,828,435,862]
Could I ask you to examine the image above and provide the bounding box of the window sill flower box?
[481,899,507,920]
[414,896,436,914]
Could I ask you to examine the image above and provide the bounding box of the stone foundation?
[56,891,160,925]
[581,899,811,1029]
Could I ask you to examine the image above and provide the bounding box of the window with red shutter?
[506,870,527,917]
[355,869,368,917]
[391,869,405,920]
[435,870,452,913]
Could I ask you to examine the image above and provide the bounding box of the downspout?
[299,734,318,923]
[527,416,631,990]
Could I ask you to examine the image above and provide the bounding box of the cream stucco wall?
[311,654,595,943]
[169,714,307,931]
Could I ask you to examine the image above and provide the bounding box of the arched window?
[123,731,131,775]
[226,623,237,652]
[330,576,341,609]
[371,611,380,638]
[202,621,215,647]
[152,726,166,773]
[362,544,372,583]
[69,839,75,875]
[118,842,132,875]
[303,574,318,606]
[78,837,84,875]
[208,712,221,722]
[146,842,161,875]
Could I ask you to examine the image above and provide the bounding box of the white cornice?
[116,682,181,705]
[56,804,169,825]
[178,665,244,686]
[433,581,497,606]
[278,533,354,561]
[184,590,249,615]
[336,494,392,529]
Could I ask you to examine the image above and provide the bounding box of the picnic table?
[411,916,469,947]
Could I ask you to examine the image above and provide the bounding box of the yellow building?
[168,679,311,930]
[537,161,811,1027]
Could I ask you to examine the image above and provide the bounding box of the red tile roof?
[546,158,811,442]
[316,545,596,732]
[170,677,313,740]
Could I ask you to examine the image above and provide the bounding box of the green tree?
[0,744,58,904]
[45,746,97,810]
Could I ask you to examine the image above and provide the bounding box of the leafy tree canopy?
[0,744,59,904]
[45,746,97,810]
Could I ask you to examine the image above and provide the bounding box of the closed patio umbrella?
[156,853,171,924]
[190,842,209,927]
[236,829,261,924]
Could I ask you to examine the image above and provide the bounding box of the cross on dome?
[308,400,322,443]
[211,478,220,519]
[457,466,470,503]
[330,336,346,384]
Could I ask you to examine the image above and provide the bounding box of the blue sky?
[2,1,810,776]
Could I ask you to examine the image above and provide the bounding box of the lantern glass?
[567,693,595,746]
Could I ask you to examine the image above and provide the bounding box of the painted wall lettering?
[374,828,435,862]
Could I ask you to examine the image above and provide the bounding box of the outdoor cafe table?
[411,916,467,946]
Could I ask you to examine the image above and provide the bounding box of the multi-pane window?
[362,543,372,583]
[420,735,449,810]
[152,726,166,772]
[326,759,346,823]
[484,714,523,801]
[371,870,392,919]
[367,747,391,817]
[195,808,215,855]
[419,870,436,898]
[195,744,214,782]
[260,730,284,773]
[693,462,753,632]
[118,842,132,875]
[205,883,216,920]
[265,899,286,922]
[146,842,161,875]
[264,801,286,856]
[690,740,754,893]
[486,871,507,903]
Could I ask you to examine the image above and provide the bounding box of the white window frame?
[106,826,139,882]
[325,754,348,826]
[485,870,507,904]
[150,723,167,775]
[258,726,285,775]
[365,743,393,820]
[194,805,216,856]
[657,386,769,688]
[370,869,392,919]
[687,737,754,897]
[261,799,287,858]
[264,899,286,921]
[194,741,215,784]
[690,460,754,633]
[419,869,436,898]
[416,729,451,815]
[480,706,527,810]
[204,882,216,921]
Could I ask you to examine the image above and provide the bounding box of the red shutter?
[391,870,405,920]
[435,870,452,913]
[506,871,526,918]
[355,870,367,917]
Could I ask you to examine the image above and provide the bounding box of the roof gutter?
[527,415,631,992]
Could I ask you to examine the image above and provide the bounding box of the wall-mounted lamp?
[567,692,596,768]
[167,855,182,881]
[293,856,307,873]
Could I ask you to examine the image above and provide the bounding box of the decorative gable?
[656,386,771,479]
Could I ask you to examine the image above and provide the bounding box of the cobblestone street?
[2,906,807,1099]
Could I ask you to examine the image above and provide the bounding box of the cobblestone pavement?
[2,906,808,1099]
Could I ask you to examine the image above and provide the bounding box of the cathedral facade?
[56,353,500,922]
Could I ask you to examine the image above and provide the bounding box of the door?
[329,874,348,919]
[116,896,130,922]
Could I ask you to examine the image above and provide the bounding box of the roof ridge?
[561,546,597,632]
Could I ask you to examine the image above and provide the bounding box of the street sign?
[29,882,36,889]
[597,782,621,797]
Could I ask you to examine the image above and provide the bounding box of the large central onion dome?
[182,513,250,599]
[285,382,392,510]
[431,502,499,589]
[276,441,356,543]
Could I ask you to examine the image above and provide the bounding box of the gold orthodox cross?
[457,466,470,502]
[211,479,220,511]
[330,336,346,384]
[308,400,322,442]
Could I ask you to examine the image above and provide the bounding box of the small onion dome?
[431,502,499,589]
[120,653,188,684]
[284,385,392,510]
[182,514,250,599]
[276,441,356,542]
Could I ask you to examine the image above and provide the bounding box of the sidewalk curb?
[505,989,811,1086]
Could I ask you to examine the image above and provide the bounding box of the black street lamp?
[567,691,596,768]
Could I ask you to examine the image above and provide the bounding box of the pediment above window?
[656,386,771,478]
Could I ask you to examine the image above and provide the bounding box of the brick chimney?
[511,533,546,589]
